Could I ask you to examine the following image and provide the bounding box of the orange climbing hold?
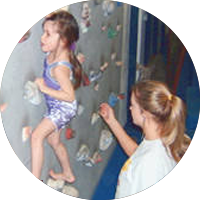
[0,103,8,113]
[65,128,75,140]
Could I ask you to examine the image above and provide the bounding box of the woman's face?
[129,93,144,127]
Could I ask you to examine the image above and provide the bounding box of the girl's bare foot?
[17,186,39,200]
[49,169,76,183]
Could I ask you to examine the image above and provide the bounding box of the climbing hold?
[101,24,107,32]
[76,144,90,162]
[84,160,94,167]
[56,0,69,11]
[62,185,79,198]
[117,93,125,100]
[108,93,119,107]
[0,0,16,8]
[77,53,86,64]
[102,0,115,17]
[108,92,125,107]
[100,62,109,71]
[80,2,91,33]
[91,112,100,125]
[77,104,85,116]
[22,126,32,142]
[0,103,8,113]
[116,24,122,32]
[23,81,42,105]
[115,61,123,67]
[91,151,102,164]
[65,128,75,140]
[84,151,102,167]
[107,27,118,39]
[47,178,65,190]
[111,52,117,61]
[99,129,113,151]
[14,17,30,43]
[94,83,99,91]
[89,70,103,83]
[82,72,91,86]
[116,2,123,7]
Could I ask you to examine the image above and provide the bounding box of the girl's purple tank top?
[43,58,73,102]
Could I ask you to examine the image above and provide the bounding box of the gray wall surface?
[0,1,130,199]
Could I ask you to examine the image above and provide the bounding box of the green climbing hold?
[107,27,117,39]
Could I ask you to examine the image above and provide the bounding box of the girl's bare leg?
[47,130,75,183]
[31,118,55,179]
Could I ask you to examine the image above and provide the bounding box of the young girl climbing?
[99,80,191,198]
[171,134,196,200]
[32,11,82,182]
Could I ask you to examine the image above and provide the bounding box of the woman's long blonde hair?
[179,134,196,182]
[132,80,191,162]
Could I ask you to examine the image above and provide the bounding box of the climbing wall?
[0,1,130,199]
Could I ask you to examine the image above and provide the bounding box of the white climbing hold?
[22,126,32,142]
[91,112,100,125]
[89,70,103,82]
[23,81,42,105]
[76,144,90,162]
[62,185,79,198]
[80,2,91,33]
[99,129,113,151]
[100,62,109,71]
[111,52,117,61]
[77,53,86,64]
[77,104,85,116]
[116,24,122,32]
[102,0,115,17]
[46,178,65,190]
[94,83,99,91]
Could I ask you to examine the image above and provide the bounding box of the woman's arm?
[35,65,75,102]
[99,103,138,157]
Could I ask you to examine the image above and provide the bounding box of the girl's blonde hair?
[132,80,191,162]
[179,134,196,182]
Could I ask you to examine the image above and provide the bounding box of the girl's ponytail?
[69,50,82,90]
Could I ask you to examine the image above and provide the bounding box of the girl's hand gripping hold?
[35,78,46,93]
[99,103,116,124]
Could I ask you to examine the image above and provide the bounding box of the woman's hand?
[99,103,116,124]
[35,78,46,92]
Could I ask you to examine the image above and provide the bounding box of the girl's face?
[129,93,144,127]
[41,21,63,53]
